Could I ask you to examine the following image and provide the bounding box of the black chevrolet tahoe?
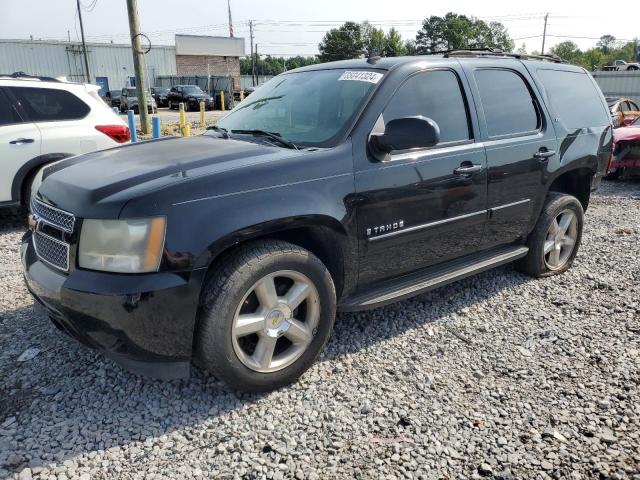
[22,52,612,392]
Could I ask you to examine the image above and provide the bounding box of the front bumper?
[187,98,213,109]
[21,231,206,379]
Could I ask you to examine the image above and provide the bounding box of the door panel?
[354,67,487,287]
[0,88,41,202]
[461,61,558,249]
[0,123,41,202]
[356,144,487,285]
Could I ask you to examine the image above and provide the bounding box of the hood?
[37,136,298,218]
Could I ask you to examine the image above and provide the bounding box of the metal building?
[592,71,640,103]
[0,39,177,94]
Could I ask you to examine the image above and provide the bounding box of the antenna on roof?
[367,51,381,64]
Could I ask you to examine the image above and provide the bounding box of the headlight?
[79,217,166,273]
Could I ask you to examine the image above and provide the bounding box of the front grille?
[32,199,75,233]
[33,231,70,272]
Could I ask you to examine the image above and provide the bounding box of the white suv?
[0,73,130,207]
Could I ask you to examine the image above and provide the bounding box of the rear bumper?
[21,231,206,379]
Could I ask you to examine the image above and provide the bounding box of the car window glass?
[0,89,22,126]
[536,69,611,128]
[382,69,470,144]
[474,69,539,137]
[11,87,90,122]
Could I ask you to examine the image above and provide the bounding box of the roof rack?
[0,72,62,82]
[427,48,565,64]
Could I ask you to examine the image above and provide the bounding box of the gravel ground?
[1,180,639,480]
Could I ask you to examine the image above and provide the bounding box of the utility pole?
[126,0,150,134]
[227,0,234,37]
[541,13,549,55]
[76,0,91,83]
[249,20,255,86]
[255,44,259,85]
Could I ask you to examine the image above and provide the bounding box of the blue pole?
[127,110,137,143]
[152,116,161,139]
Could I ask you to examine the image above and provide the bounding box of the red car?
[609,116,640,179]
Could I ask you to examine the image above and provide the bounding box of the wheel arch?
[546,167,594,211]
[200,215,357,301]
[11,153,74,204]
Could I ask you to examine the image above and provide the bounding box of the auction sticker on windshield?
[338,71,384,84]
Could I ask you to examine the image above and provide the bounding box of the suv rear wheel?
[517,192,584,277]
[195,240,336,392]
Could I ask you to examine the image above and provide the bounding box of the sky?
[1,0,638,57]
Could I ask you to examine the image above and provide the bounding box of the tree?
[318,22,366,62]
[385,28,406,57]
[364,23,386,56]
[404,39,418,55]
[516,43,527,55]
[415,12,513,53]
[549,41,582,64]
[581,48,606,71]
[597,35,616,55]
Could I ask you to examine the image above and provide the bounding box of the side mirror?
[371,116,440,153]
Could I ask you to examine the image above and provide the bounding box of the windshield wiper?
[206,125,229,138]
[230,129,298,149]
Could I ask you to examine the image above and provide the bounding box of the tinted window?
[11,87,89,122]
[218,69,379,147]
[474,69,539,137]
[383,70,470,144]
[0,89,22,126]
[536,69,610,128]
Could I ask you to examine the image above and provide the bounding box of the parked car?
[606,97,640,127]
[150,86,170,107]
[104,89,122,109]
[0,72,130,208]
[120,87,156,114]
[602,60,640,71]
[608,116,640,179]
[23,52,612,392]
[166,85,213,111]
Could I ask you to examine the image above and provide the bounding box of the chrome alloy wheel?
[231,270,320,373]
[543,209,578,270]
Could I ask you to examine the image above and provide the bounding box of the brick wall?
[176,55,241,90]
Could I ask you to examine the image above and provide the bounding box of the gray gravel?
[1,180,639,480]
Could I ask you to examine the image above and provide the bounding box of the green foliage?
[549,36,639,70]
[318,21,407,61]
[239,56,319,76]
[385,28,406,57]
[318,21,366,62]
[415,12,514,53]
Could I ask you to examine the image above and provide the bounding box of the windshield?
[125,88,137,96]
[183,86,204,94]
[217,69,382,147]
[155,87,169,94]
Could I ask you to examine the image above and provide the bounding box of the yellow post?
[220,91,225,111]
[199,101,205,128]
[240,90,244,101]
[182,123,191,137]
[179,102,185,129]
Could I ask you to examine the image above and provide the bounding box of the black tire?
[606,168,622,180]
[516,192,584,277]
[195,240,336,393]
[168,100,173,110]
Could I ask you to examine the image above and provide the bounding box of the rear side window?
[536,69,610,128]
[383,69,471,144]
[0,89,22,126]
[474,69,539,137]
[10,87,90,122]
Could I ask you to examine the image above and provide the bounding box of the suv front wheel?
[195,240,336,392]
[517,192,584,277]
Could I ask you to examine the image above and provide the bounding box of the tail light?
[95,125,131,143]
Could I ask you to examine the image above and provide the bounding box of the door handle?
[534,149,556,160]
[9,138,34,145]
[453,163,483,175]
